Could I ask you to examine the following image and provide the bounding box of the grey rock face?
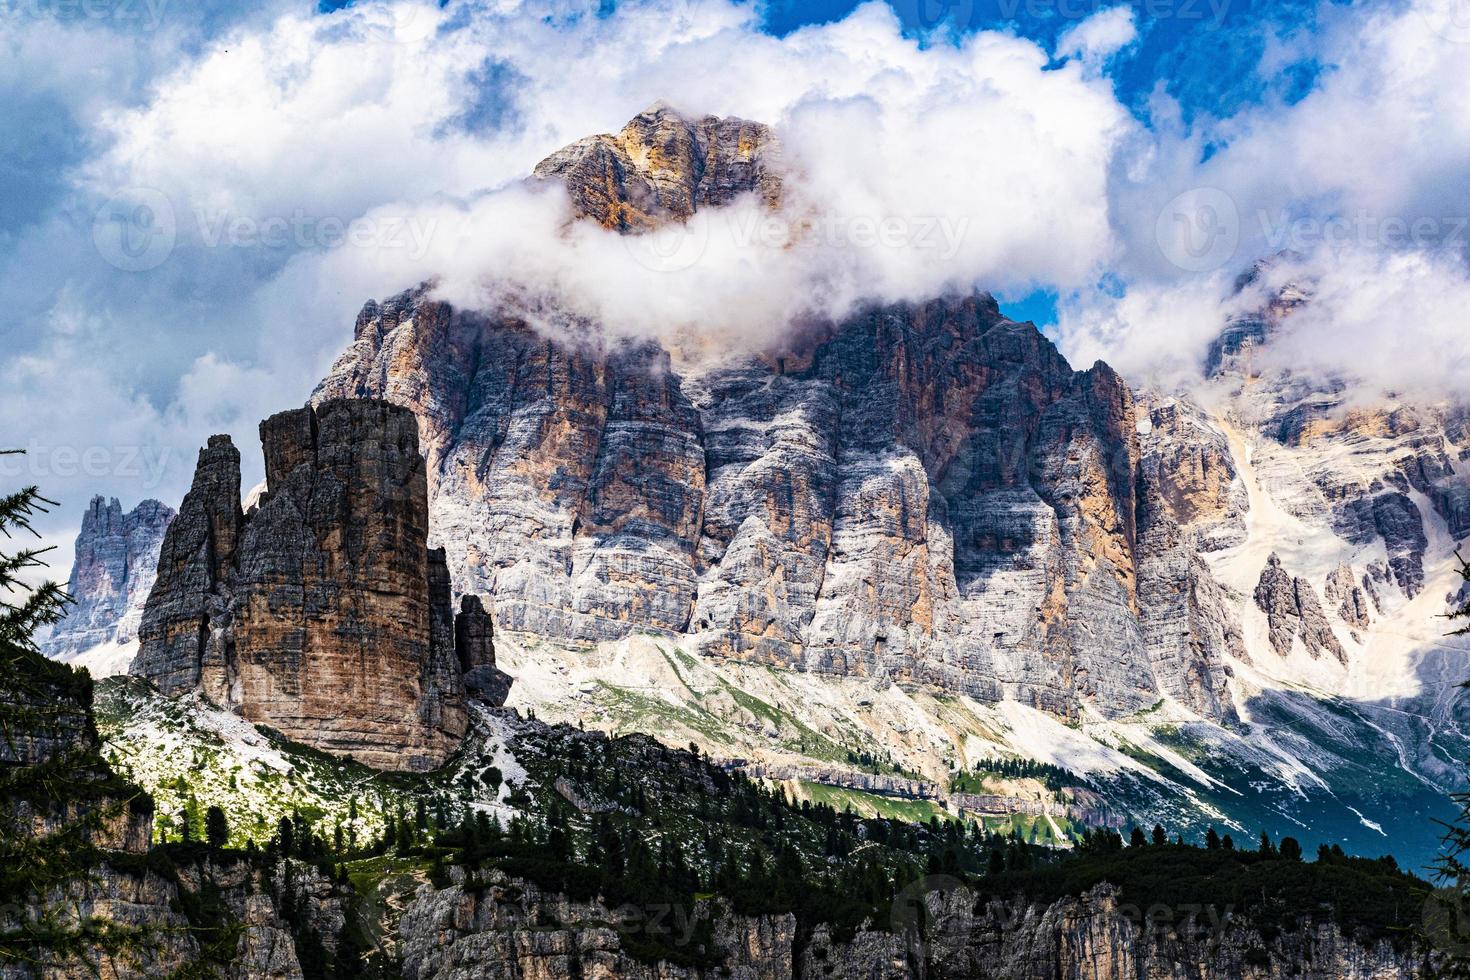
[1325,562,1372,634]
[134,435,243,695]
[132,399,507,771]
[44,496,175,660]
[1253,554,1346,663]
[306,107,1255,724]
[398,872,1426,980]
[316,287,1238,722]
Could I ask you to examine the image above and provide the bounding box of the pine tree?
[1280,837,1303,861]
[1205,827,1221,849]
[1431,550,1470,973]
[0,457,71,647]
[1151,824,1167,846]
[1129,827,1147,847]
[1448,551,1470,635]
[206,806,230,849]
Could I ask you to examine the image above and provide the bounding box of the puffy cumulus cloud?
[1059,0,1470,402]
[1053,272,1246,392]
[9,0,1470,558]
[1251,249,1470,401]
[392,6,1134,348]
[1054,6,1137,67]
[3,0,1135,551]
[84,0,1130,350]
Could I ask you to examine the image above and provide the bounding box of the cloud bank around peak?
[88,0,1135,352]
[4,0,1470,556]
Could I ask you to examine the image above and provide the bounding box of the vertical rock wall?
[132,399,507,772]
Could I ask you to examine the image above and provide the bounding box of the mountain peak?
[532,103,780,231]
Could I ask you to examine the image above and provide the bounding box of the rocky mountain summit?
[130,398,510,771]
[315,104,1240,726]
[42,104,1470,863]
[42,495,173,665]
[531,100,780,230]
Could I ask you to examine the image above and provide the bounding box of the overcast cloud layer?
[2,0,1468,568]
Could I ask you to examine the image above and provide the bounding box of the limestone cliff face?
[311,105,1236,724]
[398,872,1428,980]
[315,286,1231,722]
[131,399,502,772]
[1253,553,1347,663]
[43,496,174,661]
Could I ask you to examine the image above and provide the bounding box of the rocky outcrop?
[43,496,174,661]
[1253,554,1346,662]
[1325,562,1372,635]
[531,101,780,231]
[2,631,351,978]
[457,595,511,703]
[398,871,1428,980]
[131,398,511,772]
[924,882,1428,979]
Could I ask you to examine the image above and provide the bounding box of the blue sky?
[766,0,1323,120]
[2,0,1469,550]
[762,0,1328,330]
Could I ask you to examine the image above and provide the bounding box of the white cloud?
[1055,6,1137,66]
[7,0,1470,561]
[1058,0,1470,401]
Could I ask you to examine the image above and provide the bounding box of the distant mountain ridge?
[42,495,173,673]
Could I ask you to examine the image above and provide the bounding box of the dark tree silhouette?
[0,453,70,647]
[206,806,230,849]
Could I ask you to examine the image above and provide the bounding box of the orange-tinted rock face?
[531,102,780,231]
[132,399,498,771]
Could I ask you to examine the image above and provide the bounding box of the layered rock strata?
[131,398,511,771]
[311,105,1242,724]
[317,286,1216,722]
